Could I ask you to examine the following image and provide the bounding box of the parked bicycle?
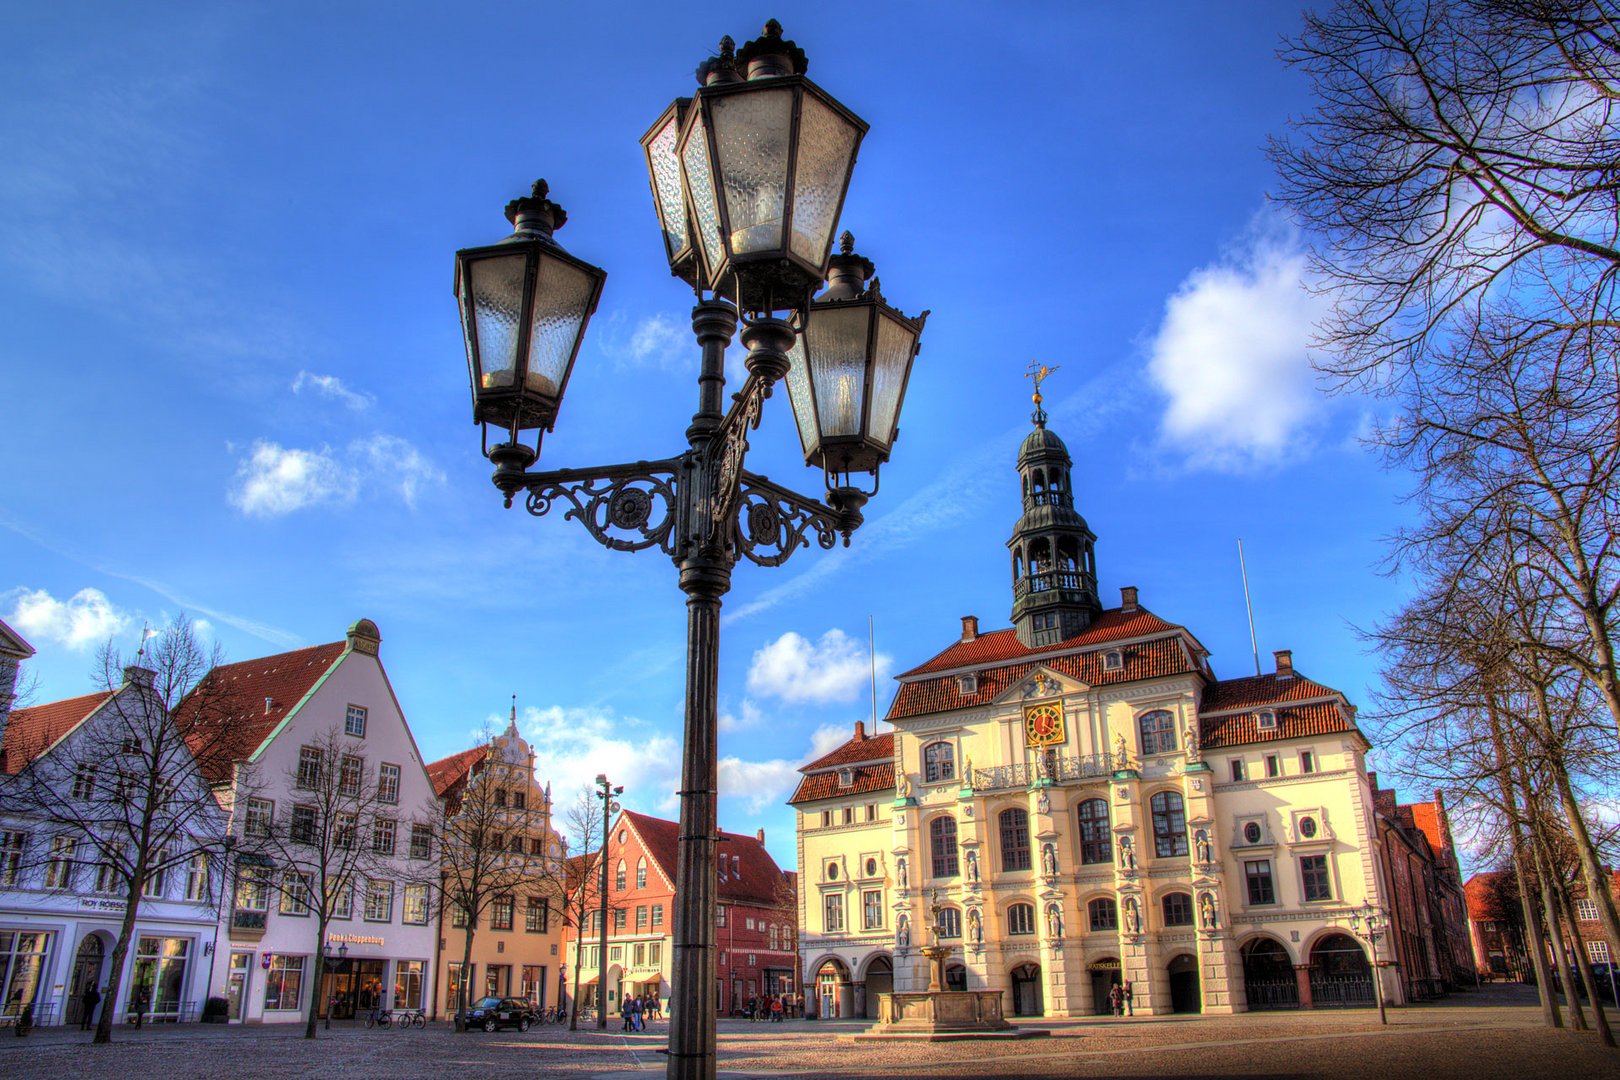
[393,1009,426,1029]
[364,1006,393,1029]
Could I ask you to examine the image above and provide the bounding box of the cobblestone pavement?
[1,985,1613,1080]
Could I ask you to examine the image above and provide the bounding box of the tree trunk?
[1529,812,1586,1031]
[1555,870,1615,1047]
[456,922,477,1032]
[304,915,329,1039]
[93,879,146,1044]
[570,945,583,1031]
[1546,742,1620,983]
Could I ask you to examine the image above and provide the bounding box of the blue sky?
[0,2,1422,867]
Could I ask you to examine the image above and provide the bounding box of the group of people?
[740,994,789,1021]
[618,993,661,1031]
[1106,980,1135,1017]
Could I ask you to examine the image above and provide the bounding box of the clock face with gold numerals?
[1023,701,1065,747]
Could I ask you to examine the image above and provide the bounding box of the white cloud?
[521,703,683,823]
[228,440,354,516]
[1146,215,1331,471]
[602,311,748,385]
[292,370,373,410]
[719,698,763,733]
[228,435,444,517]
[718,757,803,814]
[747,628,889,705]
[810,722,854,758]
[7,587,132,650]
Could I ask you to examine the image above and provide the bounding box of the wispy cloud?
[5,586,133,650]
[228,435,444,517]
[1146,212,1331,471]
[521,703,684,821]
[747,628,889,705]
[718,756,802,814]
[292,370,374,411]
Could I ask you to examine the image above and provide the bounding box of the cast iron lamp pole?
[452,23,925,1080]
[322,940,347,1030]
[1349,902,1390,1025]
[595,773,621,1030]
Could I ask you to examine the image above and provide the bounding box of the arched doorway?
[814,959,851,1018]
[1309,934,1374,1007]
[66,935,105,1026]
[1010,963,1043,1016]
[944,962,967,991]
[1241,937,1299,1010]
[1088,958,1121,1014]
[1167,953,1200,1014]
[862,956,893,1019]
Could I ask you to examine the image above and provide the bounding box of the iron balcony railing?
[970,753,1117,792]
[1012,569,1093,602]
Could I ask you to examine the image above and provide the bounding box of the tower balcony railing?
[1013,569,1091,601]
[970,753,1116,792]
[1024,491,1071,508]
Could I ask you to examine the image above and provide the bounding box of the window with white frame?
[45,836,76,889]
[339,755,363,796]
[245,798,273,837]
[923,741,955,784]
[290,805,317,844]
[280,871,312,915]
[364,879,394,921]
[141,852,168,899]
[72,764,97,800]
[335,812,356,849]
[185,854,210,901]
[372,818,396,855]
[1006,903,1036,935]
[264,955,304,1010]
[296,746,323,789]
[96,842,124,894]
[329,878,353,919]
[378,763,400,804]
[1590,940,1612,964]
[345,704,368,738]
[636,856,647,889]
[409,823,432,859]
[1576,899,1600,922]
[823,893,845,932]
[862,890,884,930]
[235,866,270,912]
[0,832,24,886]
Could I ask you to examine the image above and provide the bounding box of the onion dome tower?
[1008,365,1099,647]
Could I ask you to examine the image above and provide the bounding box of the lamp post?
[594,773,621,1030]
[1348,902,1390,1026]
[451,22,924,1080]
[322,940,348,1030]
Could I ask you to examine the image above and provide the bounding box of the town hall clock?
[1023,700,1066,748]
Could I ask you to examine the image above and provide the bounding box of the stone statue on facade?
[968,908,983,944]
[1199,891,1218,930]
[896,857,908,889]
[965,848,980,883]
[1185,721,1201,763]
[1118,834,1136,872]
[897,914,910,949]
[1036,786,1051,815]
[1123,895,1141,935]
[1195,829,1212,866]
[1114,733,1128,770]
[897,772,913,798]
[1046,903,1064,939]
[1041,842,1058,879]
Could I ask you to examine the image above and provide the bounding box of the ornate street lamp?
[594,774,622,1031]
[1348,902,1390,1025]
[452,22,923,1080]
[786,232,928,492]
[322,940,348,1030]
[455,181,607,457]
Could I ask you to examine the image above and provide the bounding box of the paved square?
[1,987,1613,1079]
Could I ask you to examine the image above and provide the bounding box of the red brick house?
[561,809,798,1016]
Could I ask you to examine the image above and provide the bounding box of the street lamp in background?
[451,21,925,1080]
[595,773,622,1031]
[322,940,348,1030]
[1349,902,1391,1025]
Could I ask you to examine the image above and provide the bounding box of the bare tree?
[0,618,232,1043]
[558,787,615,1031]
[434,730,565,1031]
[230,725,407,1039]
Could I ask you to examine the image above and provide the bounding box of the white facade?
[207,623,439,1024]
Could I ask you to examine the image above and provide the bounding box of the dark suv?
[464,997,539,1032]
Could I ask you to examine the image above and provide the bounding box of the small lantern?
[677,22,867,311]
[640,97,701,290]
[784,232,927,482]
[454,180,607,443]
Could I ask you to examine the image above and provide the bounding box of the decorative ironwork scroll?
[707,374,768,542]
[730,471,841,567]
[521,460,682,555]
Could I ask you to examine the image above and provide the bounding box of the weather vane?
[1025,361,1060,427]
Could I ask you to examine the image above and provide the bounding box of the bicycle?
[364,1007,393,1029]
[393,1009,426,1029]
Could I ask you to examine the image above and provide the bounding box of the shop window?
[264,954,305,1010]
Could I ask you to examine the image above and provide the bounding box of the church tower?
[1008,368,1099,647]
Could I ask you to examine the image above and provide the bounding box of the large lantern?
[785,232,927,483]
[640,97,701,290]
[454,180,607,443]
[676,21,867,311]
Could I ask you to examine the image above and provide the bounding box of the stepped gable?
[425,745,491,798]
[622,809,789,906]
[2,690,113,774]
[789,722,894,804]
[897,606,1180,678]
[1197,669,1357,749]
[174,641,348,783]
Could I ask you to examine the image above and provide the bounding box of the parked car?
[464,997,539,1032]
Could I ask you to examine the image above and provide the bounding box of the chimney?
[1274,649,1294,679]
[347,617,382,656]
[960,615,979,642]
[757,828,766,843]
[1367,770,1378,792]
[854,720,866,741]
[123,665,155,688]
[1120,586,1139,613]
[264,696,274,716]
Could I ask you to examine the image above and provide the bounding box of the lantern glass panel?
[807,304,871,437]
[468,252,528,391]
[646,109,688,264]
[681,112,724,279]
[783,334,818,457]
[711,87,794,255]
[525,254,598,401]
[790,93,861,266]
[866,315,915,450]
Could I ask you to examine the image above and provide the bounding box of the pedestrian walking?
[134,985,150,1028]
[1123,980,1134,1016]
[79,984,101,1031]
[1108,983,1123,1017]
[770,995,783,1022]
[620,996,632,1032]
[630,995,643,1032]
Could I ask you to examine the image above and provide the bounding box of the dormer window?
[1256,709,1278,730]
[957,673,979,695]
[1103,650,1123,671]
[837,767,855,788]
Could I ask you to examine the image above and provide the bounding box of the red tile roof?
[174,641,348,783]
[800,728,894,773]
[425,745,490,798]
[1199,671,1342,711]
[623,809,791,907]
[791,727,895,805]
[789,761,896,805]
[889,636,1194,721]
[1200,701,1353,749]
[898,607,1184,677]
[2,690,112,774]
